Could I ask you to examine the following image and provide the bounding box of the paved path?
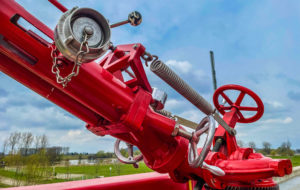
[55,173,84,179]
[0,173,84,187]
[0,176,25,186]
[279,176,300,190]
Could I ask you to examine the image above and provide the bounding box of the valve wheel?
[114,139,143,167]
[188,116,215,168]
[213,84,264,123]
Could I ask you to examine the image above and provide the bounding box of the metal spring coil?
[155,109,172,118]
[150,59,214,116]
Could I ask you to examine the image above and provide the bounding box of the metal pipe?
[150,60,236,135]
[48,0,68,13]
[210,51,217,91]
[110,20,129,28]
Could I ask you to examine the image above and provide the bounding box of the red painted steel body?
[0,1,292,189]
[5,172,191,190]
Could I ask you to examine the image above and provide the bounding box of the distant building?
[19,148,37,156]
[19,146,69,156]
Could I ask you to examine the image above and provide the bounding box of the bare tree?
[248,141,256,150]
[8,132,21,154]
[287,140,292,150]
[41,134,48,149]
[34,135,41,152]
[237,140,244,147]
[2,139,8,155]
[262,142,271,155]
[34,134,48,153]
[62,147,69,155]
[277,140,294,156]
[21,132,33,156]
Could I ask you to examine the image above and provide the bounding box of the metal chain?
[141,51,160,68]
[51,34,90,88]
[141,51,154,67]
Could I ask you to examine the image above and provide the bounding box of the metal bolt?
[84,26,94,36]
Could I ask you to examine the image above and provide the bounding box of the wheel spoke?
[191,142,197,160]
[220,105,232,110]
[127,144,134,157]
[235,91,246,106]
[236,110,245,120]
[238,106,258,111]
[220,92,233,105]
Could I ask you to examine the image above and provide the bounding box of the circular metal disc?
[72,17,103,47]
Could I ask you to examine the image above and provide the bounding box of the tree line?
[237,140,295,156]
[0,131,69,185]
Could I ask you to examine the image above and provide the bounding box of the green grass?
[0,183,12,188]
[0,169,27,181]
[271,155,300,167]
[0,162,153,187]
[54,162,152,178]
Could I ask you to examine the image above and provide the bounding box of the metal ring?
[114,139,143,164]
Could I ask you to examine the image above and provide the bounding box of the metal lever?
[202,162,225,176]
[110,11,142,28]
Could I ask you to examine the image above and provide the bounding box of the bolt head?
[84,26,94,36]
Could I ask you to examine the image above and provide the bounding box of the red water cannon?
[0,1,292,190]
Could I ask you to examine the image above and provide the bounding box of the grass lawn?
[0,169,27,181]
[54,162,152,178]
[0,183,12,188]
[0,162,152,187]
[0,168,76,185]
[271,155,300,167]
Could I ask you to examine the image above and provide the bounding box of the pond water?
[68,159,97,165]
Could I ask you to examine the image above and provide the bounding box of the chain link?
[141,51,159,67]
[141,51,153,67]
[51,34,90,88]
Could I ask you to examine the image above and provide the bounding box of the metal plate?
[72,17,103,47]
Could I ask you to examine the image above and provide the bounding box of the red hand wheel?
[213,84,264,123]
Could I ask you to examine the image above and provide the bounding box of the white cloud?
[3,105,82,129]
[165,99,187,111]
[261,117,293,124]
[54,129,116,152]
[192,69,207,79]
[266,101,284,108]
[166,60,192,74]
[0,97,8,104]
[58,129,95,144]
[179,109,205,123]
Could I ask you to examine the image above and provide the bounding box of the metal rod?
[48,0,68,13]
[210,51,217,91]
[110,20,129,28]
[174,115,198,129]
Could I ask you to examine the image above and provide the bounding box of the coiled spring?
[149,57,214,115]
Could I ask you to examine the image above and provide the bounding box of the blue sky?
[1,0,300,153]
